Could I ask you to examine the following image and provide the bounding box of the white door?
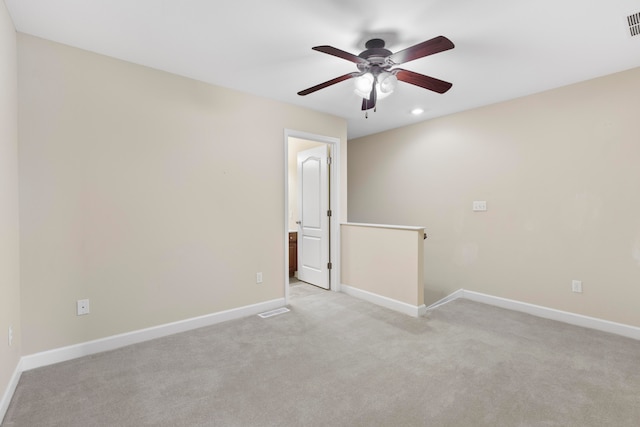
[297,145,330,289]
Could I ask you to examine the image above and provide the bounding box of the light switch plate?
[473,201,487,211]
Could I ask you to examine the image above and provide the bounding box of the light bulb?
[354,73,374,98]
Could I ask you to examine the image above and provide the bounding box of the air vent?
[628,12,640,37]
[258,307,290,318]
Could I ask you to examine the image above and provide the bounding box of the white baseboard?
[436,289,640,341]
[425,289,465,311]
[0,358,23,423]
[341,284,426,317]
[20,297,285,372]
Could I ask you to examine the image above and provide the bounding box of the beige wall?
[341,224,424,307]
[17,34,347,355]
[0,0,21,407]
[348,67,640,327]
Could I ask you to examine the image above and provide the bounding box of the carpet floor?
[3,283,640,426]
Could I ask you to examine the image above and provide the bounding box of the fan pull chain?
[365,106,379,119]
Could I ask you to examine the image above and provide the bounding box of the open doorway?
[288,139,329,289]
[284,130,340,304]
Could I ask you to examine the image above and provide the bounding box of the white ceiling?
[5,0,640,139]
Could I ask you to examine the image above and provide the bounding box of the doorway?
[284,130,341,304]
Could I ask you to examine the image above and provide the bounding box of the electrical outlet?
[256,272,263,284]
[571,280,582,293]
[77,299,90,316]
[8,325,13,347]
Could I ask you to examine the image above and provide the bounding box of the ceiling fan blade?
[361,85,377,111]
[297,72,359,96]
[388,36,454,65]
[312,45,368,64]
[394,69,453,94]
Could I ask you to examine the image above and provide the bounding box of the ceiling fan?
[297,36,454,114]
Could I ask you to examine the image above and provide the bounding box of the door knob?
[296,221,302,225]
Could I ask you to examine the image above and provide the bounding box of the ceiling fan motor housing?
[358,39,393,72]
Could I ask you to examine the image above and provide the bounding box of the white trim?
[21,298,285,372]
[283,129,342,303]
[425,289,466,311]
[341,284,427,318]
[283,132,290,304]
[0,359,23,423]
[433,289,640,341]
[341,222,426,231]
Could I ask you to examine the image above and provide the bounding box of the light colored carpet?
[3,284,640,426]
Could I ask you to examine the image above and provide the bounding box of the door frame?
[284,129,341,304]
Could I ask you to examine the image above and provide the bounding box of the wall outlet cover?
[77,299,90,315]
[571,280,583,293]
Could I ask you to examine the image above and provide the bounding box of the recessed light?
[411,108,424,115]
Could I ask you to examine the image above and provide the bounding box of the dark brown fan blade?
[388,36,454,65]
[361,85,377,111]
[297,72,359,96]
[312,46,368,64]
[394,69,452,94]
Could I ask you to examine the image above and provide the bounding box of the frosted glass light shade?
[354,73,374,98]
[378,72,397,94]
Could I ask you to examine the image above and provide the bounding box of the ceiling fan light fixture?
[355,72,397,100]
